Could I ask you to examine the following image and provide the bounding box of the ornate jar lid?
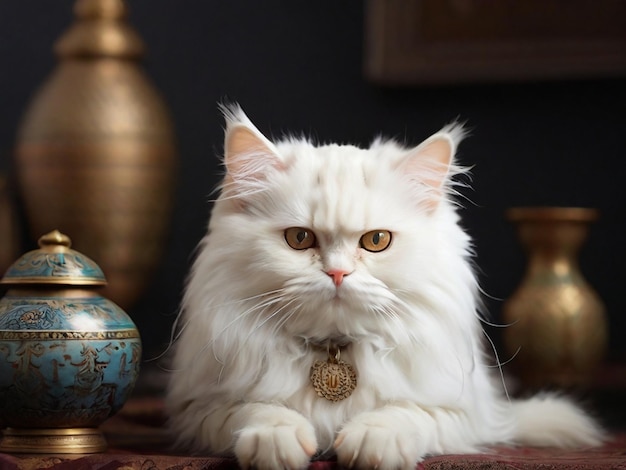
[0,230,106,286]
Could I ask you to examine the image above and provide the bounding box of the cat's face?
[211,106,465,343]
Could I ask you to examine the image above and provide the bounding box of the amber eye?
[284,227,317,250]
[359,230,392,252]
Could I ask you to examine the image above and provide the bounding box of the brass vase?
[502,207,608,390]
[14,0,177,310]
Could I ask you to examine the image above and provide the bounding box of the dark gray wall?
[1,2,625,360]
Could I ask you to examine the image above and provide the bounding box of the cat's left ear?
[397,124,464,211]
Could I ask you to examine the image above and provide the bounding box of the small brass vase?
[14,0,177,310]
[0,230,141,453]
[502,207,608,390]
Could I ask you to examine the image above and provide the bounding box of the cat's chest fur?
[274,342,395,450]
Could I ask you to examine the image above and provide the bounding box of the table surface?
[1,396,626,470]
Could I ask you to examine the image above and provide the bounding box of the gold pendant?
[310,344,357,402]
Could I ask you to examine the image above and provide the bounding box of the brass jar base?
[0,427,107,454]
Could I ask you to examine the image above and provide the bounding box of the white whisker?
[238,297,300,346]
[186,290,290,368]
[150,308,190,364]
[152,289,289,367]
[482,328,512,402]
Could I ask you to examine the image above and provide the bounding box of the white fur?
[166,105,604,470]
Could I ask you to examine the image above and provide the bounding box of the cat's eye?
[360,230,392,252]
[284,227,317,250]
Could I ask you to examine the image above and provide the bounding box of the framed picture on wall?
[364,0,626,85]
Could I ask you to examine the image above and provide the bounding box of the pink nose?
[326,269,350,287]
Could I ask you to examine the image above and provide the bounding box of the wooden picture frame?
[364,0,626,85]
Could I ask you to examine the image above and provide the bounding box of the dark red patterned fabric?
[1,397,625,469]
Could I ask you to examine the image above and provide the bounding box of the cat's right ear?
[220,104,284,202]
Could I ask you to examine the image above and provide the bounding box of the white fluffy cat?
[166,105,603,470]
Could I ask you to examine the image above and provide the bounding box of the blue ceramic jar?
[0,230,142,453]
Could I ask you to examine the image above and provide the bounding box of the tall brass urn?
[502,207,607,390]
[14,0,177,310]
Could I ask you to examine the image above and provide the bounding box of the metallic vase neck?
[54,0,145,59]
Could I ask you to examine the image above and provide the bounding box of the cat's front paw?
[334,410,425,470]
[234,410,317,470]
